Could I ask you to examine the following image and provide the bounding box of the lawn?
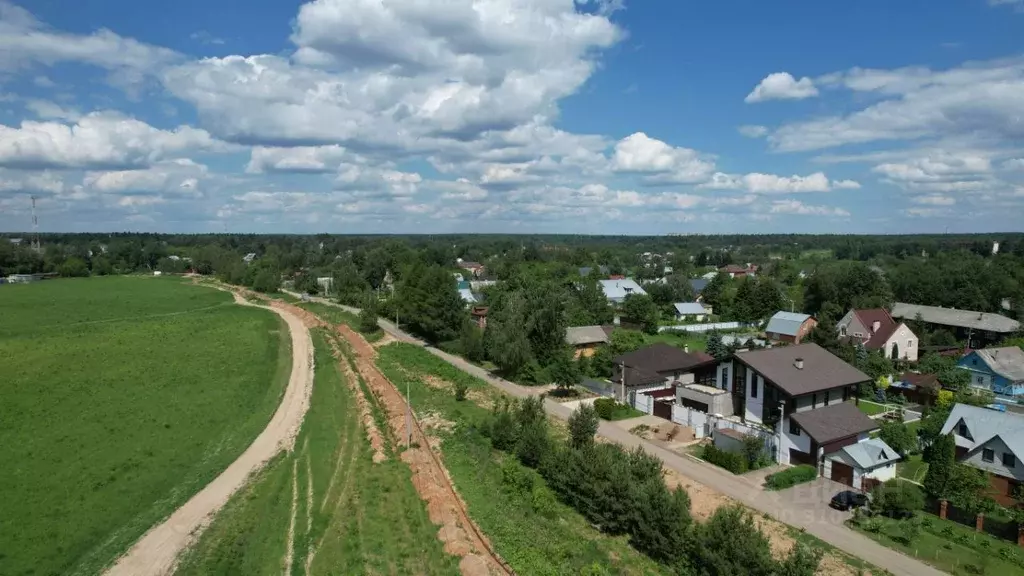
[645,331,707,352]
[177,330,460,575]
[0,277,289,576]
[297,301,383,341]
[376,343,672,575]
[897,454,929,483]
[850,512,1024,576]
[854,399,888,416]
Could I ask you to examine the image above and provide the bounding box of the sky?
[0,0,1022,235]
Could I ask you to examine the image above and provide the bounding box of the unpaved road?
[106,292,314,576]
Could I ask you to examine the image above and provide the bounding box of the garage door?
[789,449,816,466]
[653,400,672,420]
[830,461,854,487]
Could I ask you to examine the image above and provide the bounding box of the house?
[940,403,1024,506]
[673,302,709,322]
[824,438,901,492]
[890,302,1020,349]
[243,252,257,263]
[579,265,609,277]
[9,237,22,245]
[611,343,717,406]
[719,264,758,278]
[716,343,876,469]
[599,278,647,304]
[889,372,941,405]
[458,288,478,304]
[765,311,817,344]
[701,271,718,280]
[957,347,1024,399]
[689,278,709,300]
[457,259,485,278]
[566,326,611,358]
[837,308,919,362]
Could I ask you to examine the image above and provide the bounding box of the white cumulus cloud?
[744,72,818,103]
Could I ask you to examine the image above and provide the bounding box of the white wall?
[716,361,734,393]
[779,415,812,465]
[744,373,764,424]
[885,324,919,362]
[824,450,897,487]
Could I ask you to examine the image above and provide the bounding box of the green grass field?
[644,331,707,352]
[376,343,672,575]
[176,330,460,575]
[0,277,290,576]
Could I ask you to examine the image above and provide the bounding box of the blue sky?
[0,0,1022,234]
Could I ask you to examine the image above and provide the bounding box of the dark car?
[829,490,868,511]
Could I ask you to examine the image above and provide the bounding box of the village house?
[764,311,817,344]
[611,343,717,409]
[837,308,919,362]
[890,302,1020,349]
[598,278,647,304]
[673,302,710,322]
[715,343,879,480]
[957,346,1024,400]
[456,259,485,278]
[565,326,610,358]
[941,403,1024,506]
[719,264,758,278]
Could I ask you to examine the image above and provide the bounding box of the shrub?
[870,480,924,519]
[765,465,817,490]
[568,403,599,449]
[593,398,616,420]
[701,443,748,474]
[895,517,921,545]
[454,379,468,401]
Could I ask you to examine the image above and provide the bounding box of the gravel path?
[105,292,314,576]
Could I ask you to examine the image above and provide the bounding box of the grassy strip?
[0,277,290,576]
[297,302,382,341]
[377,343,672,575]
[784,526,880,575]
[176,330,459,575]
[849,513,1024,576]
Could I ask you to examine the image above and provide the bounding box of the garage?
[653,399,673,420]
[830,461,854,487]
[789,448,816,466]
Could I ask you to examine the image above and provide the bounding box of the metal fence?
[657,321,753,333]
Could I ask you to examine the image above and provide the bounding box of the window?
[853,332,863,338]
[983,448,994,463]
[721,367,729,390]
[1004,453,1016,468]
[789,419,800,435]
[977,375,985,385]
[811,393,817,409]
[839,325,847,337]
[958,422,968,437]
[750,377,757,399]
[843,387,849,402]
[908,340,914,349]
[972,358,978,366]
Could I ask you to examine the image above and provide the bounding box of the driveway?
[293,294,944,576]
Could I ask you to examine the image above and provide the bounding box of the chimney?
[872,320,881,333]
[794,358,804,370]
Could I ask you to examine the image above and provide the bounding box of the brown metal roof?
[734,343,870,397]
[789,402,879,445]
[611,365,665,387]
[613,343,717,374]
[643,387,677,398]
[900,372,940,391]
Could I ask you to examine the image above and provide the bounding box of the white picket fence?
[657,321,749,333]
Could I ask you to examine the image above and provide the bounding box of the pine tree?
[923,432,955,499]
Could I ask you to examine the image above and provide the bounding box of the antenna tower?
[30,195,41,253]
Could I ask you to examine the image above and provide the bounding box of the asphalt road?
[289,291,946,576]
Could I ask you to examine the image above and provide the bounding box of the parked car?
[830,490,869,511]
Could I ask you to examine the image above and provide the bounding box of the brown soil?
[336,324,513,576]
[372,333,399,348]
[326,336,387,464]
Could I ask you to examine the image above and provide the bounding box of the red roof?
[608,274,626,280]
[850,308,900,350]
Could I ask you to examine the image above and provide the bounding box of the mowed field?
[176,329,461,575]
[0,277,290,576]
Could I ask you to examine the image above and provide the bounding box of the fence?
[657,321,749,333]
[925,497,1019,543]
[670,402,775,450]
[580,378,615,398]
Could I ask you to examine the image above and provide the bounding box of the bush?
[454,380,468,401]
[870,479,924,519]
[701,444,748,474]
[593,398,616,420]
[765,465,817,490]
[358,297,379,334]
[568,403,599,449]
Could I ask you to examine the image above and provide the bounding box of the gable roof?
[853,308,895,332]
[613,343,716,375]
[865,321,903,350]
[940,403,1024,461]
[972,347,1024,382]
[599,278,647,301]
[673,302,707,315]
[735,343,870,397]
[689,278,709,294]
[898,372,940,391]
[566,326,611,346]
[839,438,901,470]
[891,302,1020,333]
[765,311,813,336]
[790,402,879,444]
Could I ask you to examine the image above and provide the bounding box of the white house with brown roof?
[837,308,919,362]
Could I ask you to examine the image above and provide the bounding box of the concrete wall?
[677,385,733,415]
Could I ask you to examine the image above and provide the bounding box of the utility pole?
[30,195,40,253]
[406,377,412,447]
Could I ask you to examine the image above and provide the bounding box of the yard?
[0,277,290,576]
[850,512,1024,576]
[177,330,460,575]
[897,454,929,483]
[855,399,889,416]
[645,331,708,352]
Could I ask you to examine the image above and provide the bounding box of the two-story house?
[940,403,1024,506]
[836,308,919,362]
[715,343,877,471]
[957,347,1024,400]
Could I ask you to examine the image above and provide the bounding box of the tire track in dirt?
[335,324,514,576]
[105,291,314,576]
[283,459,299,576]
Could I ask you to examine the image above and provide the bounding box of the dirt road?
[105,292,314,576]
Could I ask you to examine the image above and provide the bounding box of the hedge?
[700,443,748,475]
[764,465,817,490]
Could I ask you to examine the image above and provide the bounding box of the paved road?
[289,292,945,576]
